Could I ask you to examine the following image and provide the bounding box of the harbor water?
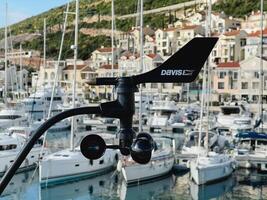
[1,168,267,199]
[1,131,267,200]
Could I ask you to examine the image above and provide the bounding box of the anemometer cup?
[80,134,106,160]
[130,132,154,164]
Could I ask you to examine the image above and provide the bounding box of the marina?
[1,0,267,199]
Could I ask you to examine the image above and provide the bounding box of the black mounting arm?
[0,37,218,194]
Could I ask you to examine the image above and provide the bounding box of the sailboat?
[39,0,118,186]
[189,0,235,185]
[119,136,175,184]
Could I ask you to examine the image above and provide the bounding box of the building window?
[252,82,259,89]
[233,72,238,80]
[254,72,259,79]
[218,82,224,89]
[252,95,259,102]
[232,81,238,89]
[224,49,228,56]
[44,72,48,80]
[241,82,248,89]
[219,72,226,79]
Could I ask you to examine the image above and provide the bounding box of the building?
[118,26,155,52]
[0,65,29,96]
[177,25,205,48]
[212,30,247,63]
[213,57,267,103]
[242,11,267,33]
[118,53,163,76]
[239,56,267,103]
[210,12,241,33]
[155,28,179,56]
[33,61,65,88]
[62,63,87,90]
[244,28,267,59]
[213,61,240,102]
[91,47,121,69]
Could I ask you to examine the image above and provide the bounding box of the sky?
[0,0,69,28]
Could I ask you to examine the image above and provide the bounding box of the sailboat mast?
[259,0,264,130]
[43,18,47,118]
[19,44,23,92]
[47,1,70,119]
[111,0,114,77]
[70,0,79,151]
[111,0,115,100]
[41,2,70,155]
[205,0,212,153]
[4,1,8,100]
[138,0,144,132]
[43,19,46,70]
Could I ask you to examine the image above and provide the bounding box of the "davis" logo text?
[161,70,194,76]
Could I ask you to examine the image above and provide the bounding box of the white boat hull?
[121,156,174,184]
[39,148,118,186]
[190,156,234,185]
[0,147,46,174]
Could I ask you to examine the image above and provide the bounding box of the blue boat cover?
[236,131,267,139]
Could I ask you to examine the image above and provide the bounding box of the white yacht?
[22,86,64,121]
[0,108,28,130]
[118,137,175,184]
[234,131,267,171]
[190,152,235,185]
[39,133,119,186]
[216,102,252,129]
[180,130,217,167]
[0,132,47,175]
[147,99,184,132]
[231,117,253,136]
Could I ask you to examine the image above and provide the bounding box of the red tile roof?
[181,25,198,30]
[211,32,221,37]
[248,28,267,37]
[99,64,118,70]
[81,66,94,72]
[217,62,240,68]
[147,54,157,59]
[64,64,86,70]
[223,30,241,36]
[164,27,177,32]
[96,47,117,53]
[120,51,140,59]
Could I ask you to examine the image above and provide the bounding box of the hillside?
[213,0,267,18]
[1,0,193,60]
[0,0,266,61]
